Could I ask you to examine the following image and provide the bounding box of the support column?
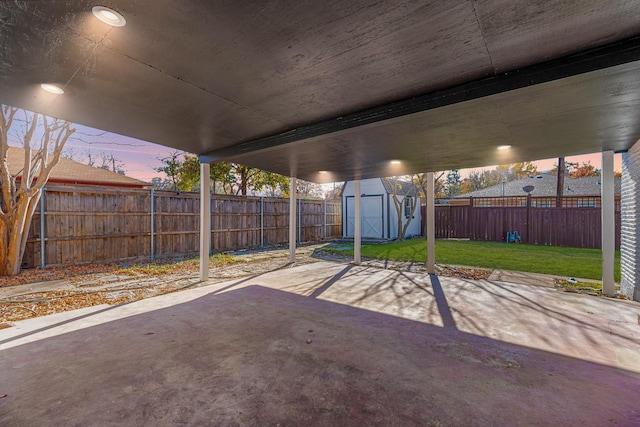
[426,172,435,274]
[354,179,361,265]
[40,186,46,268]
[621,141,640,301]
[289,177,297,263]
[150,187,155,261]
[601,151,615,296]
[199,162,211,281]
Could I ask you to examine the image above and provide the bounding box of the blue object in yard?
[506,230,521,243]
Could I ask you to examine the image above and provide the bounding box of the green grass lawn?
[321,239,620,281]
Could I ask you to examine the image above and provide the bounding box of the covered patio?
[1,1,640,424]
[2,261,639,425]
[1,1,639,298]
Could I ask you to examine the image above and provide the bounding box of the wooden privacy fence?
[23,185,342,269]
[421,196,621,250]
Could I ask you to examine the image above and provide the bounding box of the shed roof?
[379,179,420,197]
[6,147,147,188]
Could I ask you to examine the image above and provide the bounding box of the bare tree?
[0,107,75,275]
[385,175,420,241]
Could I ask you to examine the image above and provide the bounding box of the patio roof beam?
[201,35,640,162]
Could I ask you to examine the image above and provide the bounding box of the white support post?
[354,179,361,265]
[150,187,155,261]
[260,196,264,248]
[200,162,211,281]
[40,186,46,268]
[427,172,435,274]
[298,198,302,244]
[289,177,297,263]
[601,151,615,296]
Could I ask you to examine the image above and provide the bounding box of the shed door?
[346,195,383,238]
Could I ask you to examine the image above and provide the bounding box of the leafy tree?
[155,151,183,190]
[412,172,445,199]
[445,169,462,197]
[570,161,600,178]
[459,162,539,194]
[460,169,499,193]
[233,164,289,196]
[548,160,577,175]
[0,107,75,275]
[156,154,289,195]
[495,162,538,181]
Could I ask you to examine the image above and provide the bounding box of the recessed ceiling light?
[92,6,126,27]
[497,145,512,150]
[40,83,64,95]
[390,160,401,165]
[318,170,328,174]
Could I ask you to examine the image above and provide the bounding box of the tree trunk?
[0,218,9,276]
[0,191,39,275]
[556,157,565,207]
[240,169,248,196]
[401,197,419,239]
[397,214,404,241]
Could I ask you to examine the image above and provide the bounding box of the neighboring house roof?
[6,147,148,188]
[379,178,420,197]
[455,174,620,198]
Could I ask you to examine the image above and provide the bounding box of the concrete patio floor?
[1,261,639,426]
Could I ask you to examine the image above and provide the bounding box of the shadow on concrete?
[0,303,131,346]
[309,266,352,298]
[1,285,639,426]
[466,279,639,346]
[430,274,456,329]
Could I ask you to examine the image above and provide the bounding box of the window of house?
[532,199,552,208]
[577,199,597,208]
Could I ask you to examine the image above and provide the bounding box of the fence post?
[150,188,155,260]
[260,196,264,248]
[526,194,532,243]
[323,199,327,240]
[210,194,213,256]
[40,186,46,268]
[468,196,474,240]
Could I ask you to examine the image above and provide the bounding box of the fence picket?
[23,184,342,268]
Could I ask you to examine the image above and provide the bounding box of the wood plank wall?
[23,185,342,268]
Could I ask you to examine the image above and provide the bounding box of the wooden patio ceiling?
[1,1,640,182]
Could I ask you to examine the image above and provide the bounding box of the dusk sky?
[70,127,621,184]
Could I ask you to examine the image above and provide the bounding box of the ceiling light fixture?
[40,83,65,95]
[318,170,328,174]
[390,160,401,165]
[92,6,126,27]
[497,145,512,150]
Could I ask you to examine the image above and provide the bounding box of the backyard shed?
[342,178,421,240]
